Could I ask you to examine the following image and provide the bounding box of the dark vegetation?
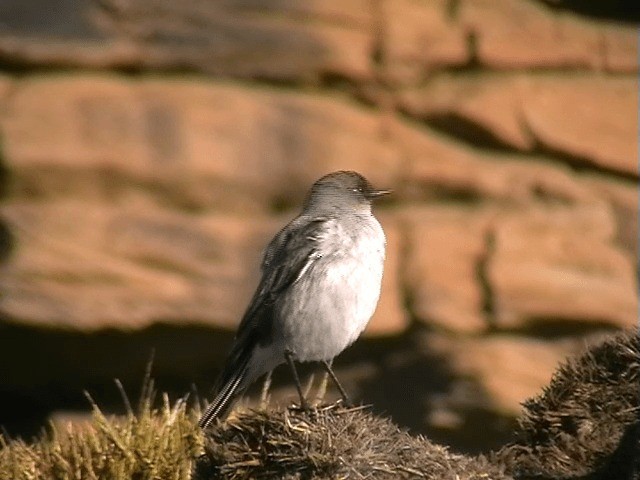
[1,330,637,479]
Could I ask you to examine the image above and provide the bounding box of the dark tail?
[198,348,252,429]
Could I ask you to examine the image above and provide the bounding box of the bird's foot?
[338,396,354,409]
[289,398,317,418]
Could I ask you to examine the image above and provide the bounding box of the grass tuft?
[1,330,637,479]
[495,329,639,479]
[194,403,508,479]
[0,383,202,480]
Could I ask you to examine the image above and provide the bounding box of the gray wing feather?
[235,216,329,338]
[199,216,331,424]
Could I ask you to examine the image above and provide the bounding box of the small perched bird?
[199,171,390,429]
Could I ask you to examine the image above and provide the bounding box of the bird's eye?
[352,187,363,193]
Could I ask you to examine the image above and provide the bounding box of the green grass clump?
[0,384,202,480]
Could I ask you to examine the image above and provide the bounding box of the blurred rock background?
[0,0,637,454]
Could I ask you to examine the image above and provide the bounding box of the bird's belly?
[276,248,384,362]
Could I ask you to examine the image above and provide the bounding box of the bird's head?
[304,171,391,214]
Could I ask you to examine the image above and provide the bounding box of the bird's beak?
[366,189,392,199]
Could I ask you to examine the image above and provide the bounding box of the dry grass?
[495,329,639,480]
[0,398,507,480]
[0,382,202,480]
[195,403,508,480]
[0,330,637,480]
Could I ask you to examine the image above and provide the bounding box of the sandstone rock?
[2,0,636,81]
[0,75,13,104]
[403,206,495,333]
[214,0,374,28]
[603,25,640,72]
[382,0,468,85]
[490,205,637,329]
[3,76,402,211]
[581,176,639,258]
[397,74,534,151]
[3,75,147,171]
[0,0,375,83]
[398,73,637,178]
[0,199,405,335]
[0,200,271,330]
[394,120,595,205]
[425,331,583,416]
[402,200,637,334]
[460,0,605,69]
[522,76,638,177]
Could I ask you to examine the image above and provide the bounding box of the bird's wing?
[235,216,331,340]
[200,217,332,424]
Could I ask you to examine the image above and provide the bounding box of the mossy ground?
[0,382,202,480]
[195,403,506,480]
[495,329,639,480]
[1,330,637,480]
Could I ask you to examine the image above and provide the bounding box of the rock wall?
[0,0,637,451]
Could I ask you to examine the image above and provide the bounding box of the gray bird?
[199,171,390,428]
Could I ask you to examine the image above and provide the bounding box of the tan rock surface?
[0,75,12,104]
[396,120,595,205]
[522,76,638,176]
[404,206,495,333]
[0,200,266,330]
[5,0,635,79]
[0,0,637,450]
[490,205,637,329]
[0,198,406,335]
[426,332,583,416]
[0,0,376,83]
[383,0,469,85]
[3,76,402,211]
[398,75,534,151]
[602,25,640,72]
[398,74,638,177]
[2,72,633,338]
[582,176,639,257]
[461,0,609,69]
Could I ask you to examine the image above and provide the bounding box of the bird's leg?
[321,360,353,407]
[259,370,273,409]
[284,349,310,410]
[313,369,330,406]
[304,372,316,402]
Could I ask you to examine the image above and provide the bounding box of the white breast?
[276,216,386,362]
